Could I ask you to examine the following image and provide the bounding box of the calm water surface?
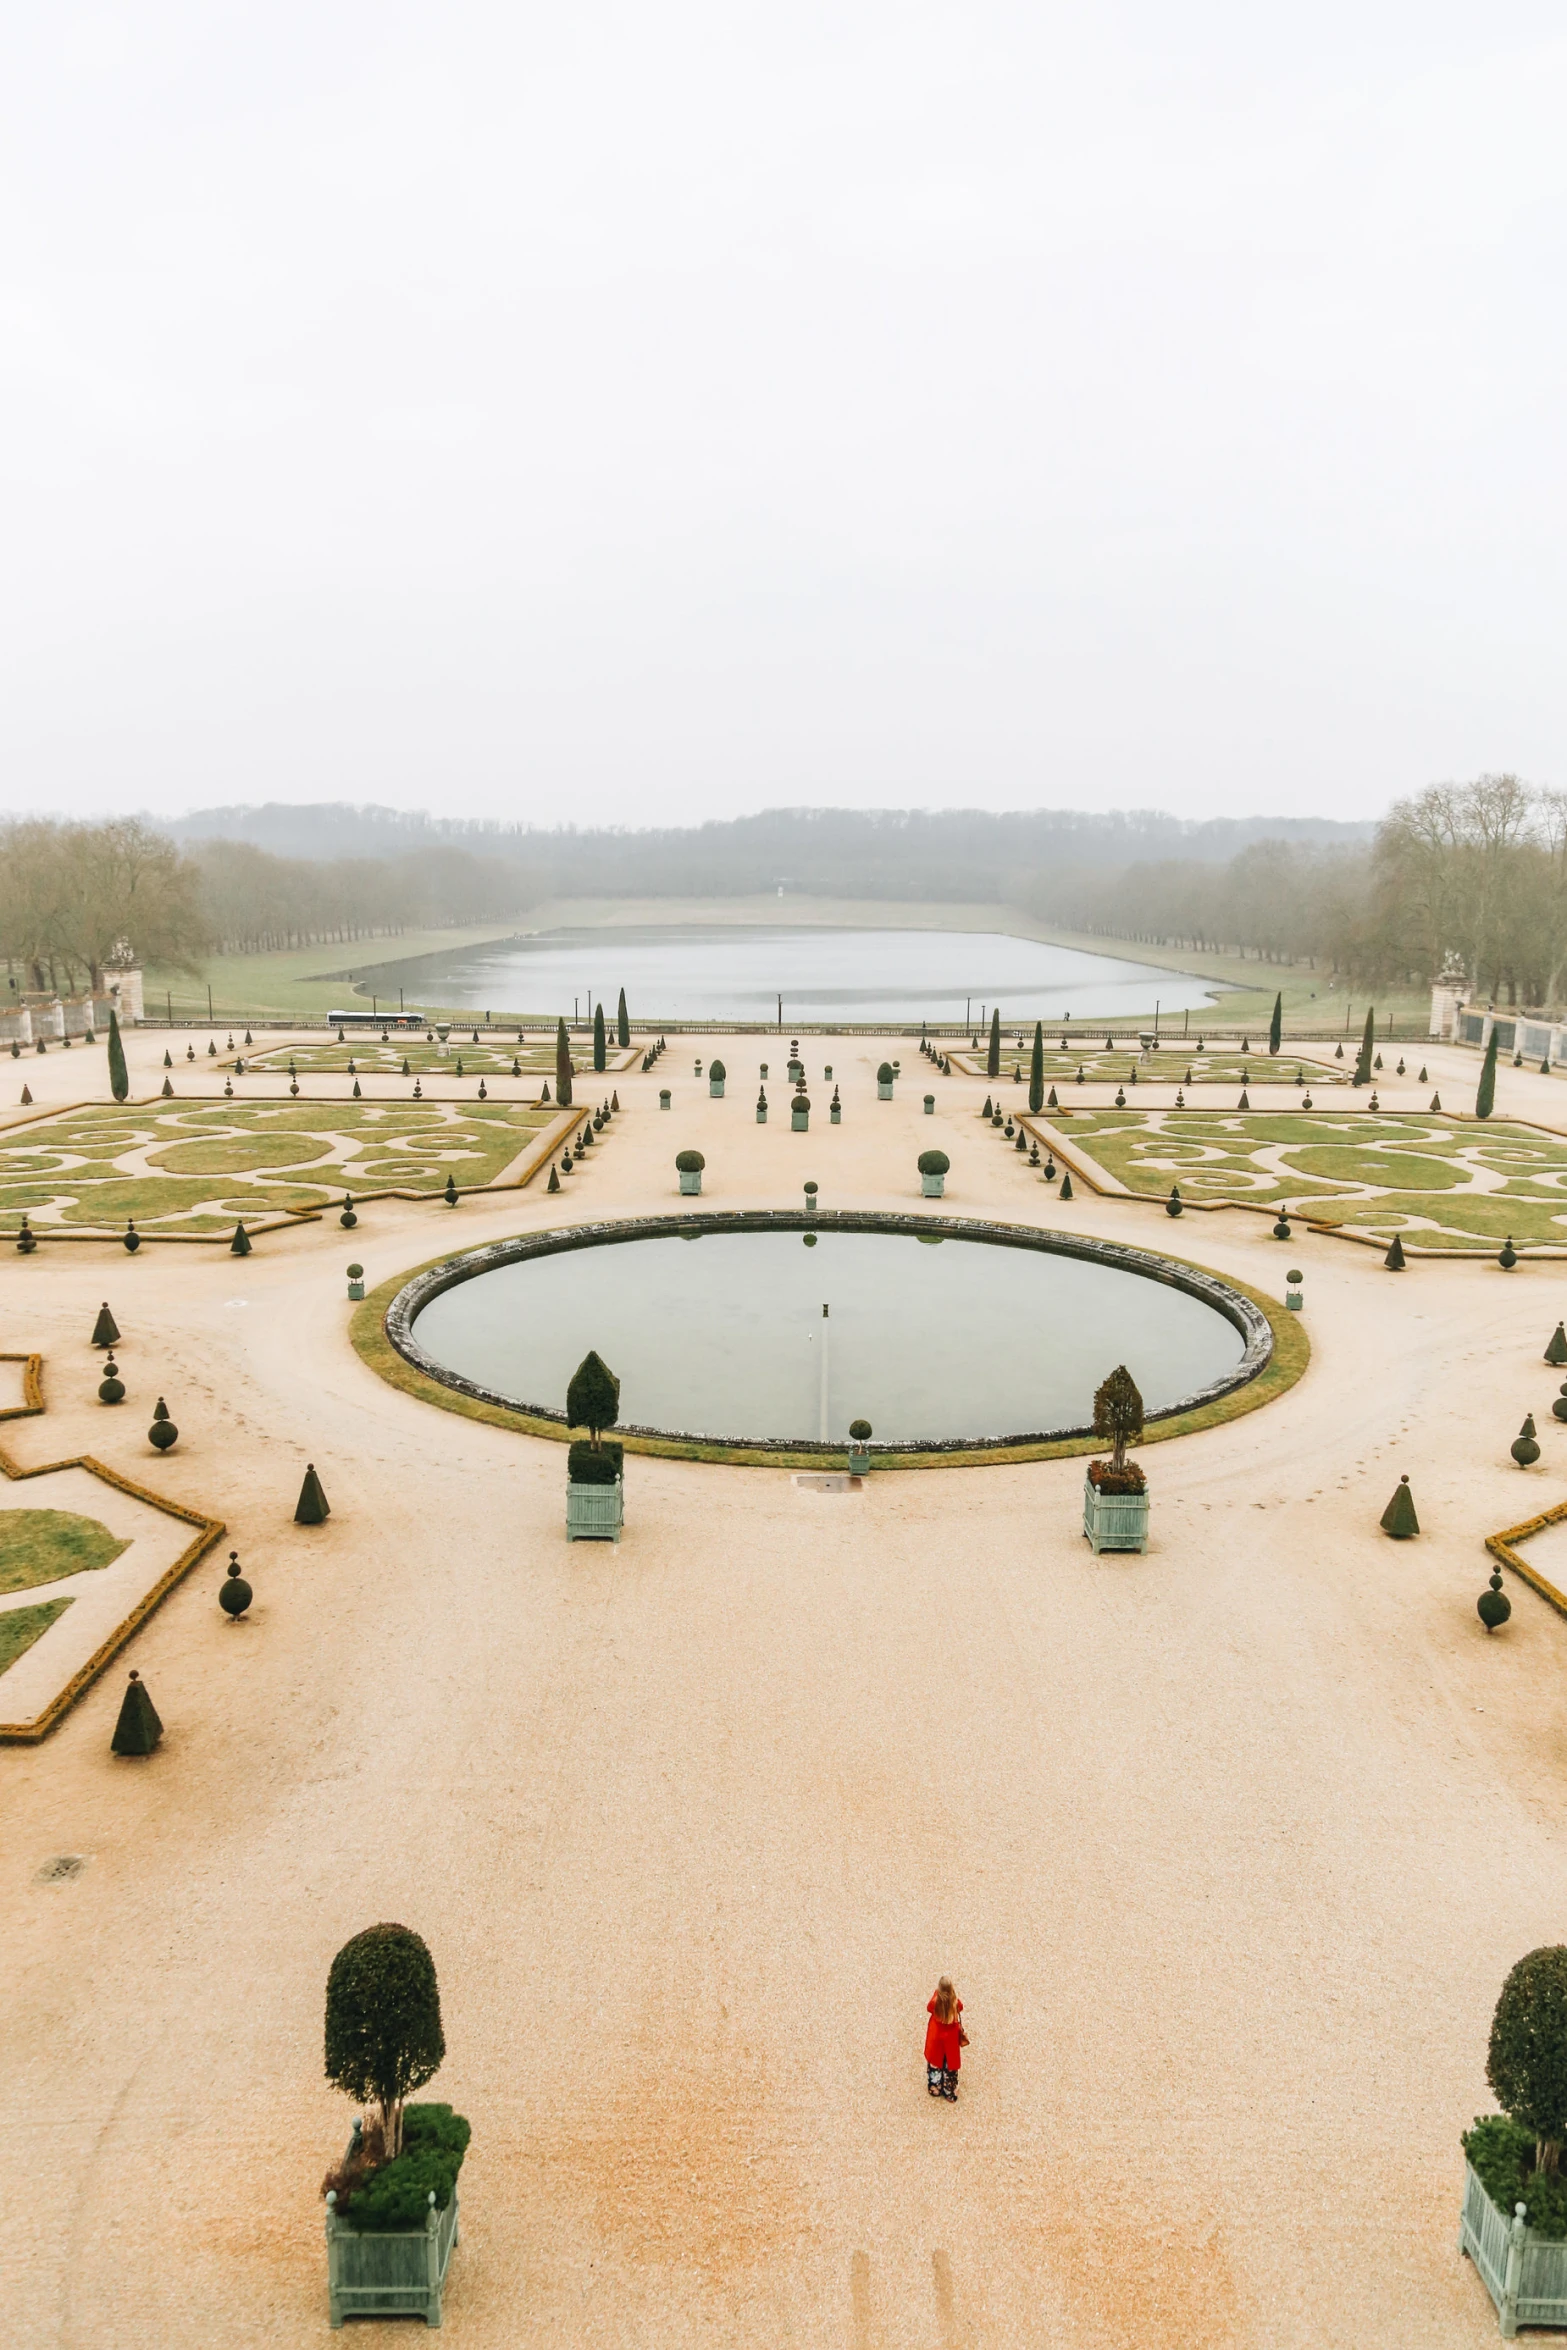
[411,1229,1245,1445]
[362,925,1214,1025]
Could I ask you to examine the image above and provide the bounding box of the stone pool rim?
[369,1209,1299,1465]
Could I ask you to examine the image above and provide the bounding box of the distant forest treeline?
[8,788,1563,1009]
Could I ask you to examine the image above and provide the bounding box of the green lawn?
[1055,1109,1567,1249]
[0,1509,128,1594]
[142,926,524,1022]
[246,1036,565,1077]
[0,1100,557,1234]
[0,1598,73,1676]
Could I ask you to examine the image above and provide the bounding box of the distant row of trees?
[190,839,534,952]
[1011,777,1567,1009]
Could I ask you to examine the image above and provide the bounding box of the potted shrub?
[877,1062,894,1100]
[1083,1366,1150,1553]
[848,1417,872,1467]
[829,1087,841,1125]
[708,1058,726,1099]
[918,1148,950,1199]
[321,1923,465,2329]
[676,1148,705,1196]
[566,1350,624,1540]
[756,1087,767,1124]
[924,1094,935,1114]
[791,1092,810,1133]
[659,1088,671,1110]
[804,1181,818,1215]
[1460,1947,1567,2332]
[347,1263,365,1301]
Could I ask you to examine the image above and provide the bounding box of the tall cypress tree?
[556,1017,574,1108]
[1476,1024,1499,1120]
[1029,1021,1044,1113]
[107,1007,129,1102]
[593,1002,606,1072]
[1268,992,1282,1056]
[617,988,629,1049]
[1353,1006,1375,1086]
[987,1008,1001,1078]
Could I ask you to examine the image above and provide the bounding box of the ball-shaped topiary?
[918,1149,950,1176]
[324,1923,445,2160]
[148,1397,178,1451]
[219,1551,253,1617]
[1489,1947,1567,2171]
[1478,1568,1512,1631]
[98,1355,126,1404]
[1513,1415,1542,1467]
[709,1059,726,1082]
[877,1063,894,1085]
[849,1418,872,1442]
[675,1149,705,1173]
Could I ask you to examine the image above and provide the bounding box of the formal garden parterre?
[1046,1107,1567,1250]
[0,1098,563,1236]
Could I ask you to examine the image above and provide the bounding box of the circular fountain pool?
[388,1213,1271,1454]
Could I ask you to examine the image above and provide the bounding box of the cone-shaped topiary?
[163,1049,172,1068]
[401,1057,411,1076]
[1380,1475,1418,1537]
[1500,1236,1519,1270]
[1092,1364,1144,1476]
[219,1550,252,1618]
[1430,1091,1442,1111]
[1512,1416,1541,1466]
[1237,1088,1250,1110]
[987,1008,1001,1078]
[92,1303,120,1348]
[567,1350,621,1447]
[540,1079,551,1103]
[231,1221,250,1256]
[1385,1234,1406,1270]
[443,1173,459,1206]
[593,1002,607,1071]
[160,1075,173,1097]
[98,1354,125,1404]
[1060,1172,1073,1200]
[1374,1051,1383,1071]
[1166,1186,1182,1217]
[1029,1022,1044,1113]
[19,1083,32,1105]
[617,988,629,1048]
[351,1078,361,1098]
[1487,1946,1567,2170]
[324,1923,445,2161]
[1047,1085,1058,1108]
[148,1397,178,1451]
[295,1463,331,1523]
[123,1218,140,1252]
[548,1165,560,1192]
[1353,1007,1374,1086]
[1479,1567,1512,1631]
[106,1007,128,1102]
[556,1016,573,1106]
[1546,1323,1567,1366]
[1268,992,1282,1056]
[110,1669,162,1756]
[1476,1025,1499,1119]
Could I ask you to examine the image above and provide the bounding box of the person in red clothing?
[925,1977,966,2101]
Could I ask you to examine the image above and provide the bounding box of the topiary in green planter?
[149,1397,178,1451]
[1384,1234,1406,1270]
[981,1097,992,1120]
[877,1063,894,1098]
[110,1669,162,1756]
[1487,1946,1567,2171]
[1285,1268,1303,1310]
[1478,1568,1512,1631]
[918,1147,950,1198]
[791,1094,810,1132]
[98,1354,126,1404]
[675,1147,705,1194]
[659,1089,671,1109]
[325,1924,446,2163]
[1166,1186,1182,1218]
[1379,1475,1418,1537]
[830,1087,841,1123]
[219,1551,253,1618]
[92,1302,120,1348]
[708,1059,726,1098]
[296,1463,331,1523]
[1512,1416,1541,1467]
[1547,1323,1567,1367]
[347,1263,365,1300]
[231,1221,251,1256]
[924,1094,935,1114]
[1500,1237,1519,1270]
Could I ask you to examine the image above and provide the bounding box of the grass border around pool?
[350,1212,1309,1470]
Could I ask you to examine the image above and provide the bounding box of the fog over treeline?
[6,792,1565,1010]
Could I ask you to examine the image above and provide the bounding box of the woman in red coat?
[925,1977,966,2100]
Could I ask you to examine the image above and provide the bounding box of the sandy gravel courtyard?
[4,1025,1567,2347]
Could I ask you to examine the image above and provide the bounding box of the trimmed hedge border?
[0,1355,227,1742]
[1485,1498,1567,1621]
[353,1210,1308,1470]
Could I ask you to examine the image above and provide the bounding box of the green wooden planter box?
[1082,1475,1150,1554]
[567,1477,623,1542]
[347,1277,365,1301]
[709,1077,724,1097]
[791,1105,809,1132]
[924,1096,935,1113]
[829,1104,840,1124]
[326,2184,459,2328]
[756,1103,767,1123]
[921,1172,945,1197]
[1460,2159,1567,2334]
[678,1169,702,1195]
[659,1090,671,1108]
[878,1080,893,1100]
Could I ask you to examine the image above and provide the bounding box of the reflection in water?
[359,924,1216,1025]
[411,1230,1245,1445]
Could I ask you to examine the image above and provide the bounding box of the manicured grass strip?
[350,1238,1307,1471]
[0,1599,73,1678]
[956,1049,1345,1085]
[0,1509,128,1594]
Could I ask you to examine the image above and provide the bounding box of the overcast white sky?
[2,2,1564,828]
